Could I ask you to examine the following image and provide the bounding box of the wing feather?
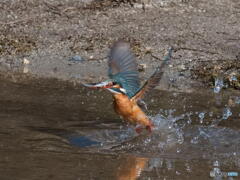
[108,41,140,98]
[131,47,173,101]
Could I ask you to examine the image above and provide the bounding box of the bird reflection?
[116,155,149,180]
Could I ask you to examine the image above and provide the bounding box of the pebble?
[145,47,152,53]
[23,58,30,65]
[68,55,85,62]
[138,64,147,72]
[178,64,186,71]
[23,67,29,73]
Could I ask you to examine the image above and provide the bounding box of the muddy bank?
[0,0,239,92]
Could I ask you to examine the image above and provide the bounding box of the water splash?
[198,112,205,124]
[222,107,232,120]
[66,111,188,152]
[235,96,240,104]
[66,106,240,155]
[214,77,224,93]
[213,160,220,167]
[230,75,238,81]
[209,111,213,117]
[190,136,199,144]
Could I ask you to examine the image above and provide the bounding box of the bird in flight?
[84,41,173,133]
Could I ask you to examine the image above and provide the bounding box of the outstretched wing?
[108,41,140,98]
[131,47,173,101]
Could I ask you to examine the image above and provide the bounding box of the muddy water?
[0,77,239,180]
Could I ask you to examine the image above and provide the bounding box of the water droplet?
[198,112,205,124]
[235,96,240,104]
[230,75,237,81]
[213,160,220,167]
[214,77,224,93]
[212,167,222,177]
[191,136,199,144]
[169,77,175,82]
[209,111,213,117]
[173,93,178,97]
[176,171,181,175]
[186,113,192,124]
[185,162,191,172]
[222,107,232,120]
[144,137,151,145]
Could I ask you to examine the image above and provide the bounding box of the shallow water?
[0,77,239,180]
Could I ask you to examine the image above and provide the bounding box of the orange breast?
[113,94,151,126]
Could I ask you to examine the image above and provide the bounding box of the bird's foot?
[146,121,154,133]
[135,123,154,134]
[135,126,143,134]
[146,125,153,133]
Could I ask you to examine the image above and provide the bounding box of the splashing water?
[235,96,240,104]
[198,112,205,124]
[214,77,224,93]
[67,104,239,157]
[230,75,238,81]
[222,107,232,120]
[66,110,187,153]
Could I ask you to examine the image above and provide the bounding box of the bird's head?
[83,80,127,95]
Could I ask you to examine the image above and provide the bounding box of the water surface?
[0,77,239,179]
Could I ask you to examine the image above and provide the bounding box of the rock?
[23,58,30,65]
[145,47,152,54]
[138,64,147,72]
[68,55,85,62]
[178,64,186,71]
[23,67,29,73]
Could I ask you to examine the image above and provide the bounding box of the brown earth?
[0,0,239,92]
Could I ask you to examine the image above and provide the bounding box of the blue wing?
[132,47,173,101]
[108,41,140,98]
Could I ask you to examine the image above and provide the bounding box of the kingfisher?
[84,41,173,133]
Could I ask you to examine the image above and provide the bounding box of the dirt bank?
[0,0,239,92]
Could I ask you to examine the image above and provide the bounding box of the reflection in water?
[214,76,224,93]
[117,155,148,180]
[0,77,239,179]
[68,136,100,147]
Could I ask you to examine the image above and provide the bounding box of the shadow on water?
[0,76,239,179]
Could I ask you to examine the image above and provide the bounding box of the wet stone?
[68,55,85,62]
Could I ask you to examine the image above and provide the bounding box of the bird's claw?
[135,123,154,134]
